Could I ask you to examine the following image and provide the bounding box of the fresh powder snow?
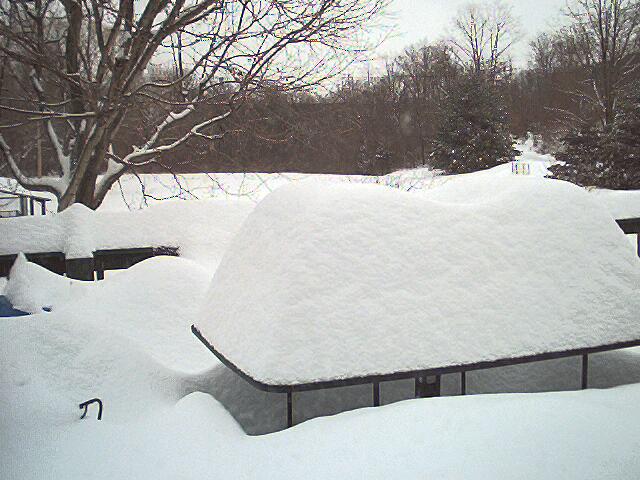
[2,141,640,479]
[2,249,640,479]
[0,199,254,270]
[196,177,640,386]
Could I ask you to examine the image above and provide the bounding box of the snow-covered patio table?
[193,177,640,426]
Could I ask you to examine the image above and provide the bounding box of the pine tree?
[430,74,517,174]
[611,87,640,188]
[550,84,640,189]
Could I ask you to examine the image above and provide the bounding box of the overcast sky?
[368,0,569,69]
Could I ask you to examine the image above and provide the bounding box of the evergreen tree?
[430,74,517,174]
[550,84,640,189]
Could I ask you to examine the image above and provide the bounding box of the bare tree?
[450,1,518,80]
[0,0,387,210]
[565,0,640,127]
[395,44,458,165]
[530,33,561,75]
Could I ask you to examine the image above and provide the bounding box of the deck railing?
[616,217,640,256]
[0,246,179,280]
[0,189,50,217]
[0,217,637,280]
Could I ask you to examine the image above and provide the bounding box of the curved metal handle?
[79,398,103,420]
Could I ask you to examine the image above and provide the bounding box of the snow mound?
[0,310,180,426]
[5,255,216,373]
[79,256,216,373]
[4,253,88,313]
[0,254,218,434]
[197,177,640,386]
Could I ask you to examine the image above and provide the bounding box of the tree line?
[185,0,640,189]
[0,0,386,209]
[1,1,639,212]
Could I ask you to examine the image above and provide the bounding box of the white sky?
[368,0,568,69]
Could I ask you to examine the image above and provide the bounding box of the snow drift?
[3,255,216,373]
[0,199,254,270]
[3,255,640,477]
[196,177,640,386]
[3,253,85,313]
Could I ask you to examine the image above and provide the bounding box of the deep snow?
[2,256,640,479]
[1,140,640,479]
[197,177,640,385]
[3,386,640,480]
[0,198,254,271]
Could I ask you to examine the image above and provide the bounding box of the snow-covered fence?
[94,247,179,280]
[0,247,179,280]
[0,252,65,278]
[0,189,50,218]
[0,198,255,278]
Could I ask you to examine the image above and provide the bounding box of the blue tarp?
[0,296,28,317]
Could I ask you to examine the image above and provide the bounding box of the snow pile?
[3,255,216,373]
[197,177,640,386]
[2,255,640,479]
[4,253,84,313]
[0,198,253,269]
[0,310,179,428]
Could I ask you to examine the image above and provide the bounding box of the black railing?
[0,189,50,217]
[0,246,179,279]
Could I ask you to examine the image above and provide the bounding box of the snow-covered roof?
[196,177,640,387]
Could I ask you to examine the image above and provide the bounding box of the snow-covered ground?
[2,255,640,479]
[2,140,640,479]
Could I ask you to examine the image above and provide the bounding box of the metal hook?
[79,398,103,420]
